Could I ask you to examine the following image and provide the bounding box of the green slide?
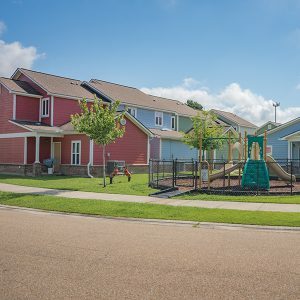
[241,159,270,190]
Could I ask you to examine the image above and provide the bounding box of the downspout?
[87,139,94,178]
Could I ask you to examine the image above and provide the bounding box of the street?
[0,207,299,299]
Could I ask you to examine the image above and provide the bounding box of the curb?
[1,204,299,232]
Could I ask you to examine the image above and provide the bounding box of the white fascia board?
[0,132,35,138]
[8,120,32,131]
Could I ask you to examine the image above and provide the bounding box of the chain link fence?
[149,158,300,195]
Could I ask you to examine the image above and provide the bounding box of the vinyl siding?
[178,116,193,132]
[267,121,300,160]
[161,139,198,160]
[16,95,40,122]
[0,84,29,133]
[93,117,148,165]
[0,138,24,164]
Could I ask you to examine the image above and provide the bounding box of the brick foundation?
[0,164,33,176]
[0,164,148,177]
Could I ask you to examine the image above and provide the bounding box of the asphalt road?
[0,207,299,300]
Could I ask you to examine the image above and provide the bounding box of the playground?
[149,131,300,196]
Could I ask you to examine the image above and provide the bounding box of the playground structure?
[149,130,299,195]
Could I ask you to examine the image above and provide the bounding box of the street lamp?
[273,102,280,123]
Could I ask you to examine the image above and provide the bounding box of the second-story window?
[155,111,163,126]
[171,116,176,130]
[128,107,137,118]
[41,98,49,117]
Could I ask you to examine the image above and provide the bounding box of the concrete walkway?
[0,182,300,213]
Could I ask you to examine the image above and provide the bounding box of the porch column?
[35,135,40,163]
[24,137,27,164]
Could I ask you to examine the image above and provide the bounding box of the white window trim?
[171,116,176,130]
[41,97,50,118]
[128,107,137,118]
[266,145,273,156]
[155,111,163,126]
[71,140,81,165]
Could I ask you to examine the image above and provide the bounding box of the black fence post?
[223,161,226,188]
[195,161,198,190]
[148,159,151,187]
[290,160,293,196]
[172,160,175,188]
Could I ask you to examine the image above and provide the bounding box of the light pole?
[273,102,280,123]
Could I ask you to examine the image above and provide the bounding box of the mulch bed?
[156,177,300,195]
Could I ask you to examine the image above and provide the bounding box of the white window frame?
[171,116,176,130]
[155,111,163,126]
[267,124,272,130]
[41,97,50,118]
[266,145,272,156]
[71,140,81,165]
[128,107,137,118]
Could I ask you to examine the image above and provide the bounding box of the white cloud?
[141,79,300,126]
[0,21,44,77]
[0,40,44,77]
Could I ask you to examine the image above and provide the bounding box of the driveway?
[0,207,299,299]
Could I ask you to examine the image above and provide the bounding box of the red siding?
[94,117,148,165]
[53,97,82,126]
[0,85,29,133]
[0,138,24,164]
[27,137,35,164]
[16,95,40,121]
[55,134,89,165]
[26,137,51,164]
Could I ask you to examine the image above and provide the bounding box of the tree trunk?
[102,145,106,187]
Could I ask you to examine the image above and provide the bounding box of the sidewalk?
[0,183,300,213]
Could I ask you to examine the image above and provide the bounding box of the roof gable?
[12,68,97,100]
[87,79,199,117]
[211,109,257,128]
[265,117,300,136]
[0,77,41,97]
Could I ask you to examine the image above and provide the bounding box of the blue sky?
[1,0,300,124]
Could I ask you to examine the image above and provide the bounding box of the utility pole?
[273,102,280,123]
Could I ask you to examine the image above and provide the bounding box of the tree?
[186,99,203,111]
[183,110,225,159]
[71,97,125,187]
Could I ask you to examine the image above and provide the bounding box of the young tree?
[71,97,125,187]
[183,110,225,159]
[186,99,203,111]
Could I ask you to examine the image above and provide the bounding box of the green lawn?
[0,191,299,227]
[174,192,300,204]
[0,174,157,196]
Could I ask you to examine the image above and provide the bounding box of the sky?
[1,0,300,125]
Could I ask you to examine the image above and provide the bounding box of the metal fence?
[149,158,300,196]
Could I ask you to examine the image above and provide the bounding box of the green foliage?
[184,110,226,151]
[71,97,125,146]
[186,99,203,111]
[71,97,125,186]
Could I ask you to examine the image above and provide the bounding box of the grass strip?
[174,192,300,204]
[0,191,299,227]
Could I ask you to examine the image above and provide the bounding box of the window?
[171,116,176,130]
[41,98,49,117]
[128,107,137,118]
[267,124,272,130]
[71,141,81,165]
[155,111,163,126]
[266,145,272,155]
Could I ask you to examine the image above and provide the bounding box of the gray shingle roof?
[14,69,97,99]
[0,77,41,96]
[211,109,257,128]
[88,79,199,117]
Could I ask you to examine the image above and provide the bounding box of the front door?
[53,142,61,173]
